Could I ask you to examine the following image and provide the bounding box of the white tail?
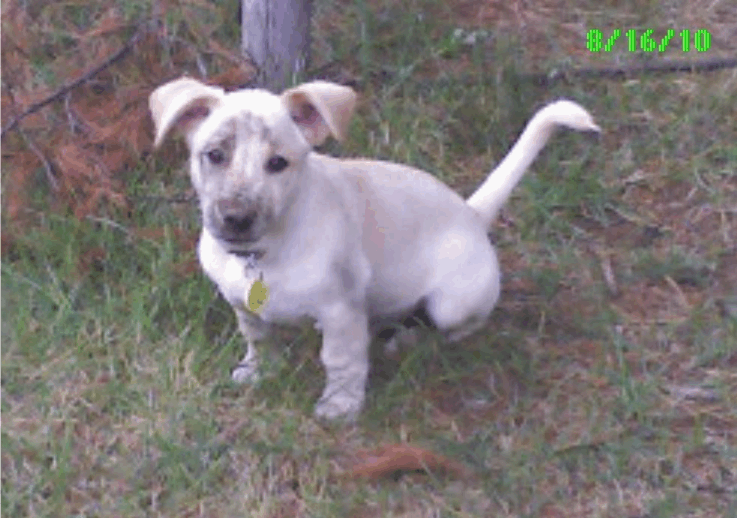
[466,100,600,229]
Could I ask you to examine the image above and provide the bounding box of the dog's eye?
[206,148,227,165]
[266,155,289,173]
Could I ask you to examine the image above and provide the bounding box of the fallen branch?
[2,26,146,138]
[374,56,737,91]
[528,57,737,86]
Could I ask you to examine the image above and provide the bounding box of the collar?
[230,249,266,268]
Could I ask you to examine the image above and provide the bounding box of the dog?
[149,77,599,421]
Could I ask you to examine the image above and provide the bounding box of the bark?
[241,0,312,91]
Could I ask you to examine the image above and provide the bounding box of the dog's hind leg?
[424,241,501,343]
[427,291,496,344]
[377,306,433,356]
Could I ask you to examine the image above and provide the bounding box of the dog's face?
[150,78,357,248]
[187,90,311,246]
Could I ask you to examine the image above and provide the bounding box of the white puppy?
[150,77,599,420]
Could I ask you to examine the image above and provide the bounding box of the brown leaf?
[346,443,470,481]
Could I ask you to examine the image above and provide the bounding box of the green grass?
[3,0,737,516]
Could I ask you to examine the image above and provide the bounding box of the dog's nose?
[218,200,257,234]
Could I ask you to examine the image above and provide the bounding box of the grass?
[3,0,737,516]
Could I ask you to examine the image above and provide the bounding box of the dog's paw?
[314,392,364,422]
[231,360,261,384]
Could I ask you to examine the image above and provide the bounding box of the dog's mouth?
[219,234,263,251]
[208,229,256,244]
[222,235,257,245]
[229,248,266,261]
[205,216,264,247]
[214,230,266,255]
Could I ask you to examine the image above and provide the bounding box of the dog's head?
[149,77,357,248]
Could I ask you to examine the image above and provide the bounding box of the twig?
[1,26,146,138]
[171,37,209,78]
[85,215,133,236]
[589,243,619,297]
[17,126,59,192]
[663,275,691,311]
[64,92,86,135]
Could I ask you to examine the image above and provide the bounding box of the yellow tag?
[245,273,269,314]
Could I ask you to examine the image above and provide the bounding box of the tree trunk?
[241,0,312,92]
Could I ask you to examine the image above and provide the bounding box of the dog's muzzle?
[215,198,260,242]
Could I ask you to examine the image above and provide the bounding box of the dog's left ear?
[281,81,357,146]
[149,77,225,149]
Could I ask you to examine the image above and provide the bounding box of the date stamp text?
[587,29,711,53]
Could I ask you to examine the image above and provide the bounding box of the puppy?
[149,77,599,420]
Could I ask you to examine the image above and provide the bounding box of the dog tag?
[245,272,269,314]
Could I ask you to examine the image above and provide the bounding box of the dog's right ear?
[149,77,225,148]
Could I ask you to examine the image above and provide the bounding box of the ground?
[2,0,736,516]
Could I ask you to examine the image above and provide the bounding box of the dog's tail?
[466,100,600,229]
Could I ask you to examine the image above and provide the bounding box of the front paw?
[231,360,261,384]
[314,390,364,422]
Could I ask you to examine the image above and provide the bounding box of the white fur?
[150,77,599,421]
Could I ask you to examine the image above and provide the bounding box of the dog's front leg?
[231,307,271,383]
[315,304,371,421]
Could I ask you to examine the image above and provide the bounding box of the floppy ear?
[281,81,357,146]
[149,77,225,148]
